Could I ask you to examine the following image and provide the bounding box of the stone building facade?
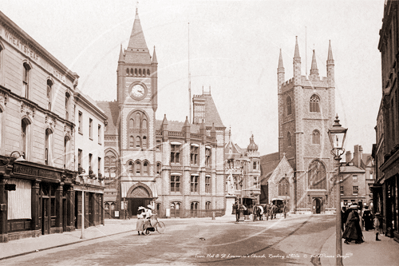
[97,9,226,218]
[0,11,78,242]
[73,90,106,228]
[224,131,261,215]
[261,38,336,214]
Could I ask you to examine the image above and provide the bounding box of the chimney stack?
[353,145,359,167]
[346,151,352,163]
[359,145,363,168]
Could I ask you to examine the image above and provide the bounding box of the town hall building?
[97,9,226,218]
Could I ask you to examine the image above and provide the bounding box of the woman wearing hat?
[136,207,145,235]
[342,205,364,244]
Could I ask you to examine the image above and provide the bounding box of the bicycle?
[143,216,166,235]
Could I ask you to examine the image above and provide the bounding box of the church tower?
[277,38,336,213]
[116,8,158,214]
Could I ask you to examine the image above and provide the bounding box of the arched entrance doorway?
[312,197,322,214]
[126,185,153,217]
[170,202,181,218]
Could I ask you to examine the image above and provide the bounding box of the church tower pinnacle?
[293,36,301,85]
[309,49,319,80]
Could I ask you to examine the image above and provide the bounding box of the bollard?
[212,211,215,220]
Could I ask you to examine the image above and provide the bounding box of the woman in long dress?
[342,206,364,244]
[136,207,145,235]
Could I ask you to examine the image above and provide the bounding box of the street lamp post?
[328,115,348,266]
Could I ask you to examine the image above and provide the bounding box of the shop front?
[0,158,75,242]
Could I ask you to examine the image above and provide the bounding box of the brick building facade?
[97,9,226,219]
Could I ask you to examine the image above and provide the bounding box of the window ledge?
[79,131,83,135]
[89,137,93,141]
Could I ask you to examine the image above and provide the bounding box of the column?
[55,183,63,232]
[0,178,8,242]
[31,179,40,233]
[68,186,75,229]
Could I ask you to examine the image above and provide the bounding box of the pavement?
[320,229,399,266]
[2,214,397,265]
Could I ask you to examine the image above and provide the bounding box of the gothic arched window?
[128,110,149,150]
[287,132,292,147]
[135,160,141,175]
[312,130,320,145]
[278,178,289,196]
[308,160,326,189]
[129,136,134,148]
[310,95,320,112]
[286,96,292,115]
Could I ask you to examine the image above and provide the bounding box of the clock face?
[130,84,146,100]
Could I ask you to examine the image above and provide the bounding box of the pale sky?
[2,0,385,156]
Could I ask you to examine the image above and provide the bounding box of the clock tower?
[116,8,158,215]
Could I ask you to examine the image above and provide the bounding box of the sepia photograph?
[0,0,398,265]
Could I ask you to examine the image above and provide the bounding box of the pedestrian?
[341,206,347,232]
[136,207,145,235]
[235,202,240,222]
[272,204,277,219]
[283,204,287,219]
[342,205,364,244]
[258,205,264,221]
[374,212,382,241]
[362,206,373,231]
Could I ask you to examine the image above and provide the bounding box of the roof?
[96,101,119,135]
[155,119,201,134]
[260,152,280,178]
[340,165,365,173]
[125,10,151,64]
[193,93,224,128]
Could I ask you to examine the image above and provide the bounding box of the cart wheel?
[145,229,150,235]
[156,221,166,234]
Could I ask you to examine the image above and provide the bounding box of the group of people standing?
[136,205,157,235]
[233,201,286,222]
[341,204,382,244]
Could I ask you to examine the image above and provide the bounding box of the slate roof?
[155,119,201,134]
[125,10,151,64]
[193,94,224,128]
[340,165,365,173]
[96,101,119,135]
[260,152,280,178]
